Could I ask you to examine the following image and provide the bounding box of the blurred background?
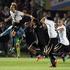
[0,0,70,57]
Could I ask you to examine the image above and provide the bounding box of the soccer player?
[10,2,34,57]
[40,12,58,67]
[10,2,34,26]
[56,19,70,62]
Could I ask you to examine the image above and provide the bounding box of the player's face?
[11,6,16,13]
[58,20,63,26]
[0,22,3,28]
[43,12,47,17]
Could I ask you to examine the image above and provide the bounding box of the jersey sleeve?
[18,11,24,16]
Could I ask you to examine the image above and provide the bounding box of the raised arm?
[24,13,35,22]
[57,26,64,32]
[4,16,12,23]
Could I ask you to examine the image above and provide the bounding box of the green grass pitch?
[0,58,70,70]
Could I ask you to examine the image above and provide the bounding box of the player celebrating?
[10,2,34,57]
[40,11,58,67]
[55,19,70,62]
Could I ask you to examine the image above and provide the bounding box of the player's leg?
[49,38,58,67]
